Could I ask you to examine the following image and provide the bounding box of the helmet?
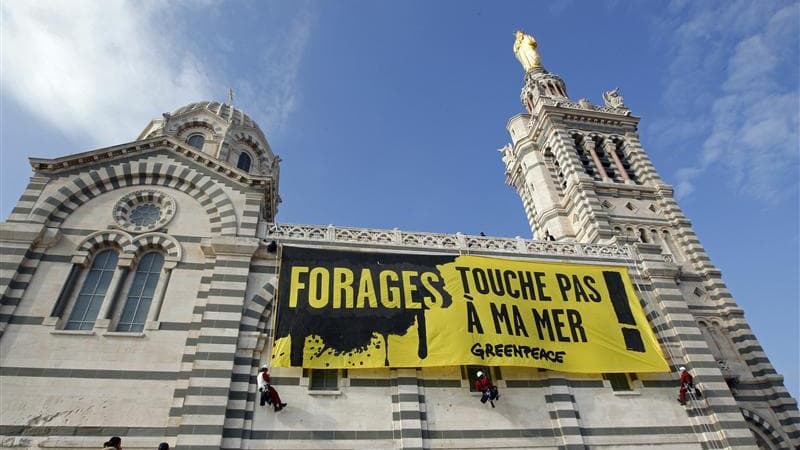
[476,371,484,377]
[679,366,686,372]
[261,364,269,370]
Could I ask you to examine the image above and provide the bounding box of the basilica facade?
[0,37,798,450]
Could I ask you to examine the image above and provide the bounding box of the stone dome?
[171,101,261,131]
[137,100,277,178]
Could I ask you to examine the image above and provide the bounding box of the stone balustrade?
[260,222,632,260]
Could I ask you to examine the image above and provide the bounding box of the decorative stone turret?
[520,70,570,111]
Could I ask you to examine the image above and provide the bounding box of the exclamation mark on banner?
[602,271,645,353]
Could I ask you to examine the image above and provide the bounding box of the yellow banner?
[271,247,668,373]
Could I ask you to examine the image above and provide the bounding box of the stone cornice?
[28,136,274,190]
[536,98,641,122]
[527,107,639,141]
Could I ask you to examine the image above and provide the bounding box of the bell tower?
[504,31,664,244]
[502,31,800,448]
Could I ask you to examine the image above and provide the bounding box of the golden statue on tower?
[513,30,543,72]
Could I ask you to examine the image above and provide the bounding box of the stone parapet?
[261,223,632,261]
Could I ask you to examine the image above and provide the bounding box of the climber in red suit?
[678,366,694,405]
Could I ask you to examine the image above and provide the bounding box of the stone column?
[544,374,587,449]
[391,368,425,450]
[145,260,176,327]
[221,266,279,450]
[583,138,609,181]
[604,138,630,182]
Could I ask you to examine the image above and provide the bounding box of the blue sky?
[1,1,798,397]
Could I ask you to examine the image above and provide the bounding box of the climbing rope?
[622,243,722,448]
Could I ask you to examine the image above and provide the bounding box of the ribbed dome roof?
[171,101,260,130]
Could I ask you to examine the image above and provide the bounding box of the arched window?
[237,152,252,172]
[116,252,164,332]
[66,249,119,330]
[186,134,205,149]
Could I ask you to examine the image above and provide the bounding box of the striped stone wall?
[174,239,258,450]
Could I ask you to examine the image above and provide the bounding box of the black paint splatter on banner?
[275,246,455,366]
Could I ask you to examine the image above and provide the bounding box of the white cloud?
[659,1,799,204]
[1,1,216,145]
[0,1,315,146]
[725,36,778,90]
[674,166,701,198]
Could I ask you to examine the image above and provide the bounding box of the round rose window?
[112,190,176,233]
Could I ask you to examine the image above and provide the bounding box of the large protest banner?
[271,246,669,373]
